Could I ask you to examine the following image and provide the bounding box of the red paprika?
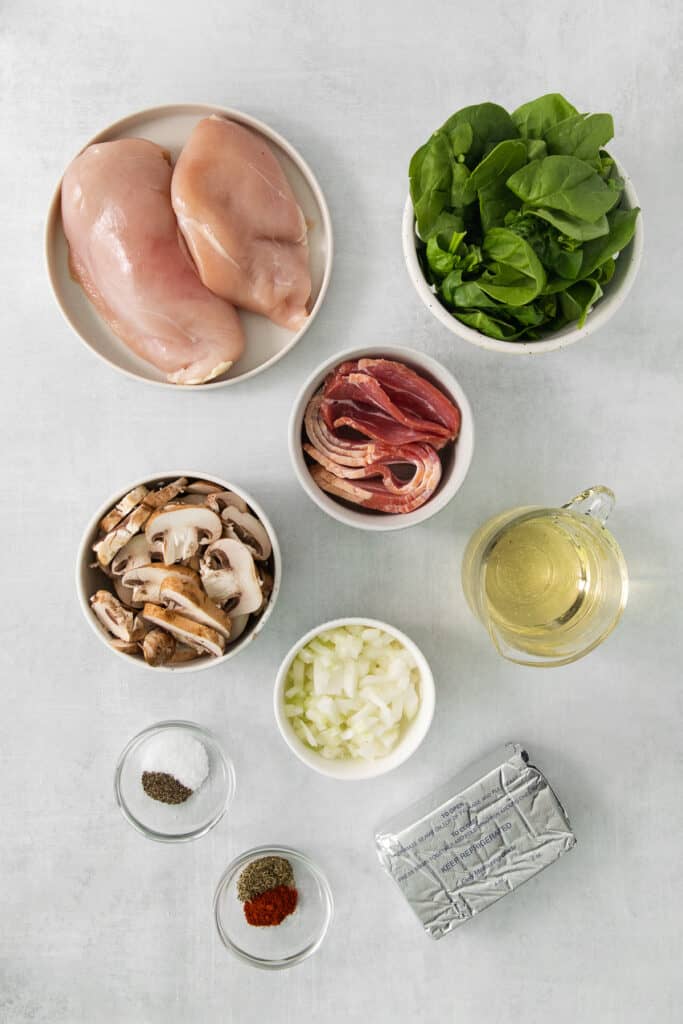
[243,884,298,926]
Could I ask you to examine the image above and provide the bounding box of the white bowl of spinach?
[404,93,642,352]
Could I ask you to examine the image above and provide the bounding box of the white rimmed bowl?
[76,471,281,672]
[288,345,474,531]
[273,617,435,780]
[402,160,643,354]
[46,103,333,389]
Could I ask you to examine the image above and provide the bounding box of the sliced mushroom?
[122,563,199,604]
[220,506,272,561]
[99,485,149,533]
[169,643,202,664]
[145,504,222,564]
[186,480,224,496]
[113,573,143,610]
[142,477,188,509]
[110,533,153,577]
[90,590,145,642]
[206,490,249,515]
[200,538,263,615]
[93,503,152,568]
[110,638,141,656]
[141,603,225,658]
[184,553,201,571]
[226,613,250,645]
[142,628,177,667]
[159,577,232,640]
[174,493,212,506]
[257,565,274,605]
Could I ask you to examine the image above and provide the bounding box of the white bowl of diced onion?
[273,618,435,780]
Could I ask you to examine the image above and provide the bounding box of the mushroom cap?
[206,490,249,515]
[200,538,263,616]
[219,505,272,561]
[99,484,149,534]
[141,603,225,658]
[159,577,232,640]
[145,504,222,564]
[122,563,199,604]
[142,628,177,667]
[90,590,145,643]
[111,533,153,576]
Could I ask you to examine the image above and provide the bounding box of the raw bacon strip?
[321,359,460,449]
[302,357,461,515]
[310,443,442,514]
[357,359,461,436]
[304,394,385,468]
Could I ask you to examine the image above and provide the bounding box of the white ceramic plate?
[46,104,333,389]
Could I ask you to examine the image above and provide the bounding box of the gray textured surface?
[1,0,682,1020]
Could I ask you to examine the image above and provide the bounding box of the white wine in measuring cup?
[461,487,628,667]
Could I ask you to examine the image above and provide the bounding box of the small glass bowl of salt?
[114,721,235,842]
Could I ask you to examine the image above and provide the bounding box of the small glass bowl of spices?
[214,846,333,969]
[114,721,235,842]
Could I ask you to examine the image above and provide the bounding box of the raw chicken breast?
[171,117,311,331]
[61,139,245,384]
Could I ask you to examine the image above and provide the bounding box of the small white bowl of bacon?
[289,346,474,530]
[77,473,280,671]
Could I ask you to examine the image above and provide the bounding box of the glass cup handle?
[562,485,615,526]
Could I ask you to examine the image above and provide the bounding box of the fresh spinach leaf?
[525,138,547,161]
[559,278,603,327]
[544,113,614,162]
[479,181,521,232]
[529,207,609,241]
[466,139,528,200]
[450,122,474,157]
[480,228,546,304]
[454,309,526,340]
[578,206,640,278]
[507,155,621,223]
[442,103,518,166]
[511,93,578,139]
[425,210,466,240]
[450,163,472,207]
[410,130,452,238]
[425,229,468,278]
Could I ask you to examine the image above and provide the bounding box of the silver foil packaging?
[375,743,576,939]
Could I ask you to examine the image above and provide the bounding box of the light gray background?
[2,1,681,1021]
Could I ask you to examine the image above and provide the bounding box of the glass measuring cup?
[461,487,628,667]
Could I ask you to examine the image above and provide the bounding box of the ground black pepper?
[141,771,193,804]
[236,856,295,902]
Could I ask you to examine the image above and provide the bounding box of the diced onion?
[283,625,421,761]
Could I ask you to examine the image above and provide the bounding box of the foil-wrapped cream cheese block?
[375,743,576,939]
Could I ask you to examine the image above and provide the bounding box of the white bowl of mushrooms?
[77,472,281,671]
